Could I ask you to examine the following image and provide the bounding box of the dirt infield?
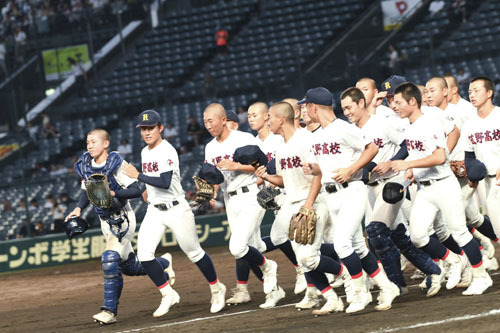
[2,245,500,333]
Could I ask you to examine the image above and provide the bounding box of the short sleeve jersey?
[310,118,371,185]
[405,113,453,181]
[141,139,184,204]
[462,107,500,175]
[276,129,314,203]
[205,130,259,193]
[256,132,284,162]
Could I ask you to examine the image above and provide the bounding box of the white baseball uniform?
[137,139,206,263]
[403,113,472,248]
[462,107,500,236]
[309,118,370,259]
[275,128,329,271]
[205,130,266,258]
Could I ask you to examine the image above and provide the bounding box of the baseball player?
[283,98,302,129]
[257,101,351,315]
[444,74,477,114]
[202,103,281,308]
[66,128,161,324]
[247,101,307,295]
[425,77,498,249]
[226,110,239,130]
[390,82,492,296]
[356,77,395,117]
[341,87,441,294]
[301,87,399,313]
[463,77,500,245]
[300,102,321,132]
[122,110,226,317]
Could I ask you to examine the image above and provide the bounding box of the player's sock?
[320,243,339,261]
[235,259,251,284]
[262,236,277,252]
[340,252,363,279]
[305,270,331,293]
[420,237,448,260]
[476,216,498,242]
[241,246,266,267]
[441,236,464,255]
[141,259,168,287]
[461,239,483,267]
[316,255,342,275]
[277,240,298,266]
[360,252,381,277]
[195,253,218,284]
[249,262,264,281]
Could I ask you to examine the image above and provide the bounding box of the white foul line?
[116,272,500,333]
[369,308,500,333]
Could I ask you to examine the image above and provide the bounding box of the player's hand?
[142,189,148,203]
[332,167,353,183]
[496,168,500,186]
[255,165,267,179]
[391,160,409,172]
[110,190,116,197]
[209,191,218,207]
[65,207,81,221]
[217,159,239,171]
[372,160,391,175]
[404,169,415,183]
[468,179,478,188]
[123,161,140,179]
[303,162,320,176]
[373,91,388,108]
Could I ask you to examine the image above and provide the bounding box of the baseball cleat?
[484,257,499,271]
[446,254,466,290]
[226,286,251,305]
[312,291,343,316]
[294,267,307,294]
[161,252,176,286]
[427,263,445,297]
[92,310,117,324]
[463,271,493,296]
[400,255,409,272]
[410,269,425,280]
[153,288,180,317]
[345,289,372,314]
[259,286,285,309]
[457,259,473,288]
[375,282,400,311]
[210,282,226,313]
[262,259,278,294]
[295,288,320,310]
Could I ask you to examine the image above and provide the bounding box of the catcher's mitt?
[289,206,317,245]
[256,187,281,210]
[85,173,113,209]
[450,160,466,178]
[191,176,215,207]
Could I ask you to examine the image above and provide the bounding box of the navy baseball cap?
[266,158,276,175]
[226,110,239,123]
[136,110,161,127]
[198,163,224,184]
[297,87,333,106]
[467,159,487,182]
[233,145,268,167]
[381,75,407,95]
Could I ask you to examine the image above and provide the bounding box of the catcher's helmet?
[64,216,90,239]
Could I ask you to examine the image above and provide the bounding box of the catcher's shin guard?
[102,250,123,314]
[121,252,146,276]
[366,222,406,289]
[390,224,441,275]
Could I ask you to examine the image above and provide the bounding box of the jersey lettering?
[312,142,341,155]
[406,139,425,152]
[468,129,500,145]
[280,156,303,170]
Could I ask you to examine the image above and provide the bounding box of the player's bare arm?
[333,142,378,183]
[446,125,460,153]
[303,174,322,209]
[255,165,284,187]
[209,184,220,207]
[372,160,391,175]
[217,159,255,173]
[65,207,81,220]
[391,147,446,172]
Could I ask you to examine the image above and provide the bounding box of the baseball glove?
[382,182,405,204]
[191,176,215,207]
[85,173,113,209]
[289,206,317,245]
[450,160,466,178]
[256,187,281,210]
